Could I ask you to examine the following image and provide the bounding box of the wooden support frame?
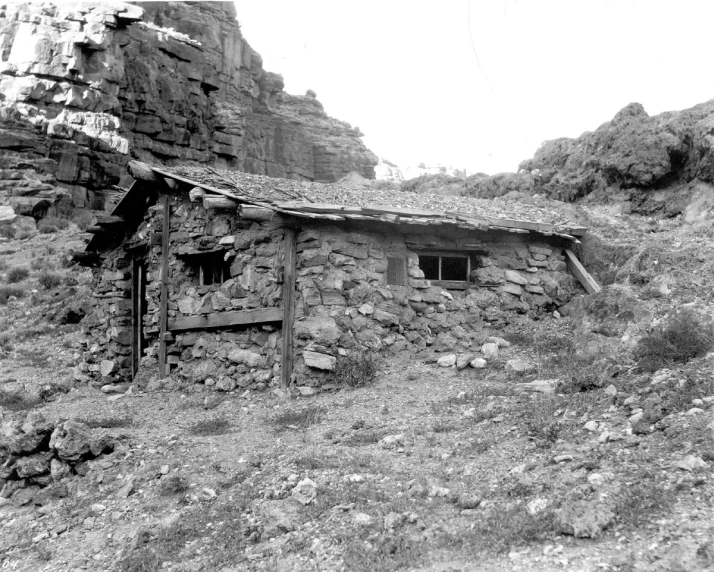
[564,249,602,294]
[168,308,282,332]
[158,195,170,377]
[281,228,297,390]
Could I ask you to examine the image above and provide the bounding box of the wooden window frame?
[417,251,471,290]
[198,254,231,286]
[386,256,407,286]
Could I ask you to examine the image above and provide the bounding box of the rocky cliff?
[468,101,714,218]
[0,1,377,216]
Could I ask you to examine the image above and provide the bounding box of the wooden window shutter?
[387,256,406,286]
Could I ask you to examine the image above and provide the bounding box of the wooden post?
[158,195,170,377]
[280,228,297,390]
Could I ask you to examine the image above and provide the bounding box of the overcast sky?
[236,0,714,175]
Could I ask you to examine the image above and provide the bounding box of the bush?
[6,266,29,283]
[188,416,231,436]
[37,216,70,234]
[158,474,189,496]
[0,332,12,352]
[71,210,94,231]
[271,404,326,433]
[0,285,24,304]
[634,307,713,372]
[38,269,62,290]
[331,350,380,388]
[0,225,14,239]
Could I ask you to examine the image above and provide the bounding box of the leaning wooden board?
[564,249,602,294]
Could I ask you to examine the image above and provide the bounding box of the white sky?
[235,0,714,175]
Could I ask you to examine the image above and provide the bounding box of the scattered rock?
[556,499,615,538]
[49,421,92,461]
[437,354,457,368]
[456,494,481,509]
[291,478,317,505]
[676,455,708,472]
[383,511,404,530]
[302,350,336,371]
[470,357,487,369]
[353,512,373,526]
[481,343,499,359]
[505,359,533,374]
[456,353,475,369]
[519,379,558,393]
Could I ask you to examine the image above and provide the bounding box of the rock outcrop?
[462,100,714,217]
[0,1,377,215]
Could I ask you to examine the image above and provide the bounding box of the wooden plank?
[151,166,249,203]
[281,228,297,390]
[557,225,588,237]
[169,308,283,332]
[274,201,361,213]
[564,249,601,294]
[361,204,445,217]
[158,195,170,377]
[277,209,345,221]
[485,216,554,233]
[95,214,125,225]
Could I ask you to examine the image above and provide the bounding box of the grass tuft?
[270,404,326,432]
[187,416,231,436]
[6,266,29,283]
[331,350,380,388]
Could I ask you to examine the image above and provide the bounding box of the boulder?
[303,351,336,371]
[470,357,487,369]
[556,499,615,538]
[15,452,53,478]
[437,354,456,368]
[295,316,341,345]
[505,359,533,374]
[227,349,265,368]
[49,420,92,461]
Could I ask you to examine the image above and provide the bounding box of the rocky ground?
[1,207,714,572]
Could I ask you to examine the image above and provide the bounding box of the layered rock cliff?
[0,1,377,215]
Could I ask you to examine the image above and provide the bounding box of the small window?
[417,252,470,289]
[387,256,406,286]
[199,254,231,286]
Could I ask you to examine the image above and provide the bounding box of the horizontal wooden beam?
[168,308,283,332]
[241,206,276,221]
[564,249,601,294]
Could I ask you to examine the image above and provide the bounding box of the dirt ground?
[1,214,714,572]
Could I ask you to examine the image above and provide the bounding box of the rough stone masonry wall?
[77,204,584,389]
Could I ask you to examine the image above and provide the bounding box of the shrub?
[188,416,231,436]
[6,266,29,283]
[0,285,24,304]
[38,216,70,233]
[0,389,41,411]
[331,350,380,388]
[0,225,14,239]
[0,332,12,352]
[158,474,189,496]
[634,307,713,372]
[71,210,94,231]
[38,269,62,290]
[31,257,54,271]
[271,404,326,433]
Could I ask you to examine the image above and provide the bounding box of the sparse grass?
[615,474,677,527]
[37,269,62,290]
[187,416,232,436]
[292,448,341,471]
[75,415,133,429]
[38,382,71,401]
[118,499,250,572]
[0,225,14,239]
[37,216,70,234]
[522,396,561,447]
[71,210,94,231]
[342,429,387,447]
[21,349,51,368]
[157,474,189,496]
[432,421,457,433]
[331,350,380,388]
[0,332,12,353]
[0,285,24,305]
[6,266,29,283]
[30,257,55,271]
[0,388,42,411]
[270,404,326,433]
[634,307,713,372]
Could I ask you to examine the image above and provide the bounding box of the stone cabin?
[76,160,598,390]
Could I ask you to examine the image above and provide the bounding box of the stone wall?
[0,2,378,218]
[77,198,584,389]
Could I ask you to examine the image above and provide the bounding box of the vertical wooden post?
[280,228,297,390]
[158,195,170,377]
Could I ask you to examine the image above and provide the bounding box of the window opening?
[199,254,231,286]
[418,253,469,282]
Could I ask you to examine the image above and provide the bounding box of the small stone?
[380,434,405,449]
[685,407,704,415]
[676,454,707,472]
[583,420,599,432]
[553,454,573,463]
[91,503,106,514]
[470,357,487,369]
[456,353,475,369]
[383,511,404,530]
[505,359,533,375]
[353,512,373,526]
[437,354,456,368]
[296,386,317,397]
[116,479,134,499]
[303,351,336,371]
[358,303,374,315]
[456,494,481,509]
[480,343,499,359]
[160,465,170,475]
[604,384,617,397]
